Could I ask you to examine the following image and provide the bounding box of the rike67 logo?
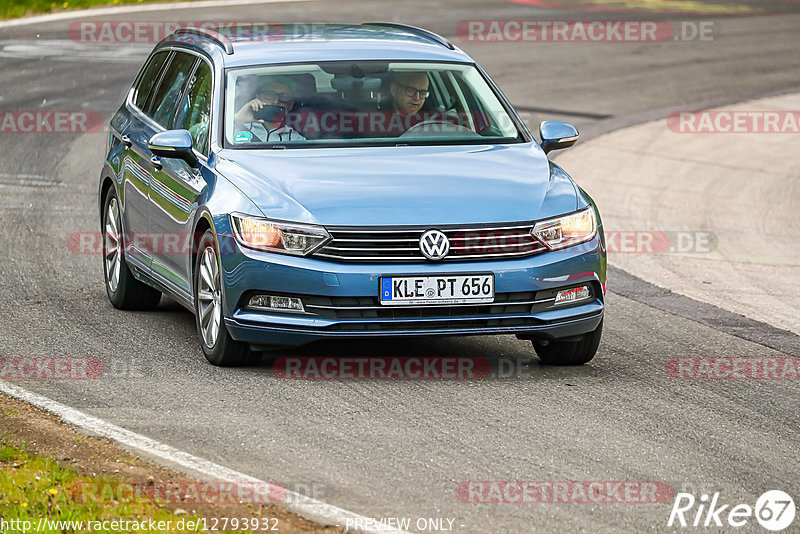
[668,490,795,531]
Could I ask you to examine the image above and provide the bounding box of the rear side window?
[148,52,197,128]
[132,51,169,111]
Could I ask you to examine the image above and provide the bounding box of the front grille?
[314,223,546,263]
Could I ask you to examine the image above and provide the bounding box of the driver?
[389,71,430,116]
[233,76,305,142]
[370,71,431,136]
[384,71,468,136]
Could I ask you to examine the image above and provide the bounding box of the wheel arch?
[99,175,116,227]
[191,209,216,287]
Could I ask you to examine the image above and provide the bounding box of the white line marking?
[0,172,59,186]
[0,0,316,29]
[0,380,411,534]
[0,39,150,62]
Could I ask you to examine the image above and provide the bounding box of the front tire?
[102,188,162,310]
[194,230,255,366]
[532,320,603,366]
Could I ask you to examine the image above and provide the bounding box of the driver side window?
[148,51,197,129]
[176,61,213,156]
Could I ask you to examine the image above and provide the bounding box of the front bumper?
[218,232,606,346]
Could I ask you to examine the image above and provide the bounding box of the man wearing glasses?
[233,76,306,142]
[389,71,430,116]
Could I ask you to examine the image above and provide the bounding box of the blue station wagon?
[99,23,606,366]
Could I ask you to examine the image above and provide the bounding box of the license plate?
[380,274,494,305]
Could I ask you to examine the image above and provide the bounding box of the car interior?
[227,62,508,143]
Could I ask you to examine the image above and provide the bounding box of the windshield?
[224,61,523,148]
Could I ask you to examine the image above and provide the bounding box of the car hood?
[215,143,578,226]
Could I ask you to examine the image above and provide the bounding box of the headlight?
[230,214,330,256]
[532,207,597,250]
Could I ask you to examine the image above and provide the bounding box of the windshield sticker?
[233,131,253,143]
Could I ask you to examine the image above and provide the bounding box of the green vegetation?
[0,440,249,533]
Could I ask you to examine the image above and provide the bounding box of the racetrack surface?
[1,1,799,532]
[557,91,800,338]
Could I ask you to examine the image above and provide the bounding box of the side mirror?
[148,130,198,167]
[539,121,579,154]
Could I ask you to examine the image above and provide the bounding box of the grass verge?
[0,440,248,533]
[0,393,344,533]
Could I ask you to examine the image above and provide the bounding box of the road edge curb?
[0,380,411,534]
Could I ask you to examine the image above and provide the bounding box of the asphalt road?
[1,0,799,532]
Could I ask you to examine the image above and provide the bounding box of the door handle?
[121,134,132,147]
[150,155,162,170]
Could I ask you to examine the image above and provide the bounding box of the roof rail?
[172,27,234,55]
[362,22,455,50]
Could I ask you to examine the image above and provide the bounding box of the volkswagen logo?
[419,229,450,260]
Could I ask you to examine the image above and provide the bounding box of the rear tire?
[532,320,603,366]
[194,230,256,366]
[102,188,162,310]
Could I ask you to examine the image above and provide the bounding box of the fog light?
[248,294,304,312]
[554,286,591,306]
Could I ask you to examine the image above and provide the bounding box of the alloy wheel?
[103,197,122,292]
[197,246,222,348]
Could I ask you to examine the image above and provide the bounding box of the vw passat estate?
[99,23,606,366]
